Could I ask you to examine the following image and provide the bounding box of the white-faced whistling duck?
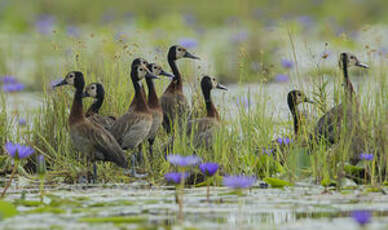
[109,63,158,175]
[83,83,116,130]
[145,63,174,156]
[128,58,149,112]
[264,90,314,163]
[312,52,368,163]
[53,71,128,182]
[186,76,227,149]
[160,45,200,134]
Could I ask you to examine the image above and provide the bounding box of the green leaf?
[0,200,18,220]
[79,216,146,224]
[263,177,293,188]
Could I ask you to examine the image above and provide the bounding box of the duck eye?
[91,86,95,90]
[350,56,354,59]
[154,66,157,69]
[177,48,182,52]
[139,68,143,71]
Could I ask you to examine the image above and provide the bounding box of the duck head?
[168,45,200,61]
[288,90,314,106]
[82,83,105,99]
[131,64,159,82]
[147,63,174,78]
[339,52,368,69]
[53,71,85,90]
[201,76,228,92]
[131,57,149,69]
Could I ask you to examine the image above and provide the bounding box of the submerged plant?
[199,162,219,202]
[1,142,35,198]
[352,210,371,226]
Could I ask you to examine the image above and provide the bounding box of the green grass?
[0,3,387,188]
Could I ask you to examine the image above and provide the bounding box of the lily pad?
[26,206,66,214]
[263,177,293,188]
[0,200,18,220]
[79,216,146,224]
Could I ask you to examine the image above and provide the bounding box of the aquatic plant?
[1,83,25,92]
[360,153,374,161]
[0,76,17,84]
[167,154,202,167]
[274,74,289,83]
[35,15,55,35]
[5,142,35,159]
[281,58,294,69]
[351,210,371,226]
[276,137,292,145]
[223,175,256,189]
[164,172,189,184]
[199,162,219,201]
[1,142,35,198]
[199,162,219,177]
[18,118,26,126]
[37,155,46,202]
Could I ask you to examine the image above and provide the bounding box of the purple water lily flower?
[360,153,374,161]
[281,58,294,69]
[35,15,55,35]
[2,83,25,92]
[199,162,219,177]
[274,74,289,83]
[165,172,189,184]
[352,210,371,226]
[167,154,202,167]
[5,142,35,159]
[0,75,17,84]
[223,175,256,189]
[66,26,80,37]
[276,137,292,145]
[178,38,198,49]
[18,118,27,126]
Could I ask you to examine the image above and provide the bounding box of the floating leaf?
[79,216,146,223]
[0,200,18,220]
[263,177,292,188]
[26,206,65,214]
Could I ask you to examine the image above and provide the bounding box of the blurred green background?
[1,0,387,32]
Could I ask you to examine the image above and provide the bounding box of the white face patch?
[152,65,161,75]
[66,72,75,85]
[212,78,218,89]
[175,46,186,59]
[137,65,147,80]
[87,84,98,98]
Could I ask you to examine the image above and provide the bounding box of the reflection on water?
[2,184,388,229]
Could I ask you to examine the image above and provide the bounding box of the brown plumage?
[312,52,368,163]
[83,83,116,130]
[186,76,227,149]
[53,71,128,182]
[161,45,200,134]
[143,63,174,156]
[109,64,157,151]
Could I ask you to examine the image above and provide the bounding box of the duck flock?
[53,44,369,182]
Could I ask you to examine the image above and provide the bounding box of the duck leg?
[148,138,155,158]
[92,162,98,184]
[127,154,148,178]
[137,145,144,165]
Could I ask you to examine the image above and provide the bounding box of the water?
[1,182,388,229]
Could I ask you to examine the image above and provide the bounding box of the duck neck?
[167,57,183,92]
[287,98,300,136]
[342,55,354,99]
[131,78,149,112]
[203,88,219,120]
[70,87,85,124]
[146,78,159,108]
[86,97,103,116]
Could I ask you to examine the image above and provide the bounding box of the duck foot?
[125,154,148,178]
